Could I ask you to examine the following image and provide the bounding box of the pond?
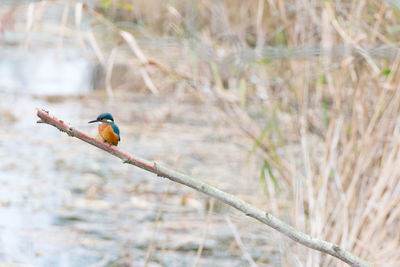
[0,90,279,266]
[0,2,277,266]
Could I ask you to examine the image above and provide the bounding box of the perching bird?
[88,113,120,146]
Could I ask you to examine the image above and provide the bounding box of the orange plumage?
[89,113,120,146]
[99,122,120,146]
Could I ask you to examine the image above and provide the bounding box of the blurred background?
[0,0,399,266]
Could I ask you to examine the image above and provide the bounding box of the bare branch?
[35,109,372,267]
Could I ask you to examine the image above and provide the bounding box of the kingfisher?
[88,113,120,146]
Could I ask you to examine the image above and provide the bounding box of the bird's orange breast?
[98,123,119,146]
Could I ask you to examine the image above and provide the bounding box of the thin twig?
[145,182,171,266]
[35,109,372,267]
[225,216,258,267]
[193,199,214,267]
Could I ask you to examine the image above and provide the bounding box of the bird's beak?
[88,119,99,123]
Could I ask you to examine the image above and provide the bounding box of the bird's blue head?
[97,113,114,122]
[89,113,114,123]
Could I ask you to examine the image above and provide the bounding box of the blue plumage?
[111,122,120,140]
[96,113,114,122]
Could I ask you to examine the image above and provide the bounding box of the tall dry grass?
[6,0,400,266]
